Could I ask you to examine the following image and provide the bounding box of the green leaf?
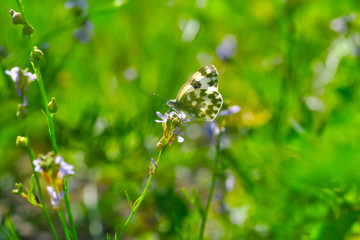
[124,190,132,209]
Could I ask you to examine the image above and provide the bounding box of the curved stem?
[119,148,166,238]
[199,130,222,240]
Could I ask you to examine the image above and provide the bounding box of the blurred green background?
[1,0,360,239]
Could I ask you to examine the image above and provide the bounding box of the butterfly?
[167,65,223,122]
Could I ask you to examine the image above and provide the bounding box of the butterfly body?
[167,65,223,122]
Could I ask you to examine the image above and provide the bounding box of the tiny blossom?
[46,186,64,208]
[73,20,94,44]
[151,158,158,168]
[216,35,237,62]
[205,121,220,140]
[22,96,28,107]
[65,0,88,16]
[5,67,36,97]
[155,111,168,123]
[218,105,241,117]
[55,155,75,179]
[33,159,43,173]
[174,111,193,126]
[173,127,185,143]
[330,13,356,34]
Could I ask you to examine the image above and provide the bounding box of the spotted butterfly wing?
[167,65,223,121]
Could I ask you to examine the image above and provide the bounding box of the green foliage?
[1,0,360,239]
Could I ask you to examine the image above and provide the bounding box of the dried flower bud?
[9,9,23,25]
[48,97,58,113]
[30,46,44,61]
[16,136,28,148]
[22,21,34,35]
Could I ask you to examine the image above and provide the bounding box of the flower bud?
[13,183,25,195]
[9,9,23,25]
[16,136,28,148]
[22,21,34,35]
[30,46,44,61]
[48,97,58,113]
[16,104,28,119]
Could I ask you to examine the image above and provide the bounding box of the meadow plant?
[4,1,241,239]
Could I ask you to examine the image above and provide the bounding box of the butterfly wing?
[176,65,219,100]
[177,88,223,121]
[168,65,223,121]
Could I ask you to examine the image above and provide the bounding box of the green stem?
[63,179,78,240]
[16,0,58,154]
[199,130,222,240]
[118,148,166,238]
[58,208,71,240]
[24,123,59,240]
[31,57,58,154]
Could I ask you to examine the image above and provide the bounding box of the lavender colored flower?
[330,13,356,34]
[5,67,36,97]
[65,0,88,15]
[174,111,193,126]
[46,186,64,208]
[151,158,158,168]
[218,105,241,117]
[216,35,237,62]
[55,155,75,179]
[73,20,94,44]
[155,111,168,123]
[33,158,43,173]
[22,96,28,107]
[173,126,185,143]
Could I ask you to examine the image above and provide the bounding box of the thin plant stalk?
[199,130,222,240]
[24,122,60,240]
[30,55,58,154]
[15,0,58,154]
[58,208,71,240]
[119,147,166,237]
[14,1,77,238]
[63,178,78,240]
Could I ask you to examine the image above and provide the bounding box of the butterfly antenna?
[150,92,168,101]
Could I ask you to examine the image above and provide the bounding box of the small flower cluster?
[33,152,75,208]
[149,111,192,175]
[155,111,192,150]
[9,9,34,35]
[5,67,37,119]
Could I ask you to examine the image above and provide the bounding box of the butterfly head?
[166,99,178,109]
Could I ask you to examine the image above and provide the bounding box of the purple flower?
[46,186,64,208]
[22,96,28,107]
[65,0,88,10]
[216,35,237,62]
[33,158,43,173]
[151,158,158,168]
[55,155,75,179]
[73,20,94,44]
[173,127,185,143]
[5,67,36,97]
[218,105,241,117]
[155,111,168,123]
[330,13,356,34]
[175,111,193,126]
